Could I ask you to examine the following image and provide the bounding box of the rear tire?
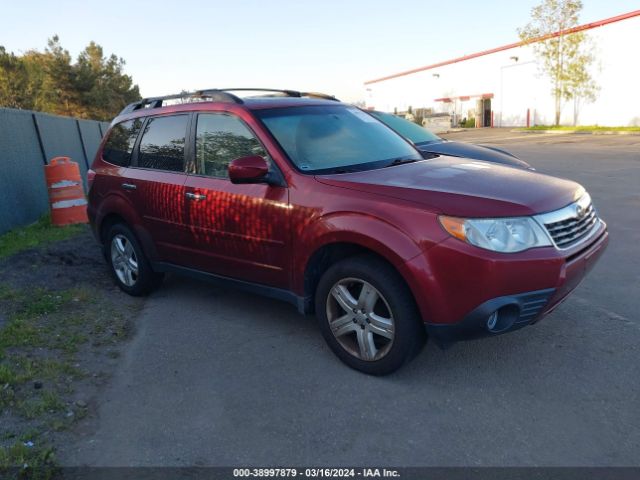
[315,255,426,375]
[105,223,164,296]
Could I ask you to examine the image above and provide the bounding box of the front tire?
[105,223,164,296]
[315,255,426,375]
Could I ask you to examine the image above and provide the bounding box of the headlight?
[439,215,552,253]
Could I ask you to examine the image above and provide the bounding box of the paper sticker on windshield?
[347,108,378,123]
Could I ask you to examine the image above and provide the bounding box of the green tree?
[75,41,140,120]
[20,50,52,112]
[0,47,29,108]
[519,0,598,126]
[0,36,140,120]
[44,35,80,116]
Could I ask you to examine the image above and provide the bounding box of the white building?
[364,10,640,127]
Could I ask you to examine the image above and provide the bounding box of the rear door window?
[137,115,189,172]
[102,119,143,167]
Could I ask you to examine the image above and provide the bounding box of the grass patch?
[20,290,72,318]
[521,125,640,132]
[1,357,82,387]
[54,333,88,354]
[0,440,57,479]
[0,364,18,384]
[0,287,88,417]
[0,215,83,259]
[19,392,65,420]
[0,318,42,350]
[0,288,77,352]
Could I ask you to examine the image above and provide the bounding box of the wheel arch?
[299,239,419,315]
[99,213,127,244]
[94,194,158,261]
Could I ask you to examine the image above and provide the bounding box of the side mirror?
[228,155,269,184]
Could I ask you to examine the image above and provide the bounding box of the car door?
[126,113,191,264]
[182,112,290,288]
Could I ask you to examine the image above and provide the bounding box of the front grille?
[545,203,598,248]
[537,194,599,249]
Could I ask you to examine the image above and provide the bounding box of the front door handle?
[121,183,137,191]
[185,192,207,201]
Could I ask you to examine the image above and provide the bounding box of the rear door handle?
[121,183,137,191]
[185,192,207,201]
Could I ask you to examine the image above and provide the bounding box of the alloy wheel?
[326,278,395,361]
[110,234,139,287]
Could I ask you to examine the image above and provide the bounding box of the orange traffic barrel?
[44,156,88,226]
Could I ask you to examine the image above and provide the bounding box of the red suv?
[87,88,608,375]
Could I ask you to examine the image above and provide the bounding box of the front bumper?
[400,221,609,344]
[425,288,556,343]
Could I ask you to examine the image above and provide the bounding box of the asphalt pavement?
[61,129,640,467]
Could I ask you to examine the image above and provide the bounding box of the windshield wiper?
[415,139,442,146]
[384,157,419,168]
[329,167,359,174]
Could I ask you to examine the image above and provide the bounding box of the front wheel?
[315,255,426,375]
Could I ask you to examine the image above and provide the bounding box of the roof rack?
[118,88,339,116]
[118,89,243,115]
[218,88,339,101]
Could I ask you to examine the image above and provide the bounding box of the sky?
[2,0,638,102]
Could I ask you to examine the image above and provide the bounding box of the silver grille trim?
[535,193,602,250]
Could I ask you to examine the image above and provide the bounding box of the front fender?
[291,212,426,296]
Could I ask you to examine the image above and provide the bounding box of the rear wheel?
[106,223,163,296]
[315,255,425,375]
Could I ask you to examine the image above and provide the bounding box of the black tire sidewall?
[315,255,425,375]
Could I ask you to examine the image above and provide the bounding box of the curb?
[511,129,640,136]
[436,128,468,134]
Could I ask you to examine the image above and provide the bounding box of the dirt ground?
[0,227,144,477]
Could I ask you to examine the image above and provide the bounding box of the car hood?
[315,156,584,217]
[417,140,533,170]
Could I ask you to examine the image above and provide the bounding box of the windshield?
[255,105,422,174]
[368,111,441,145]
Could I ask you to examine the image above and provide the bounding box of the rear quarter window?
[102,119,143,167]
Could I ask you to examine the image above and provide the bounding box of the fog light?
[487,312,498,330]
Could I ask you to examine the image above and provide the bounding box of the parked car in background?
[368,110,534,170]
[88,88,607,375]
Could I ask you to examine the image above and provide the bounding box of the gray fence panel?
[35,113,89,186]
[78,119,104,167]
[0,109,50,235]
[0,108,108,235]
